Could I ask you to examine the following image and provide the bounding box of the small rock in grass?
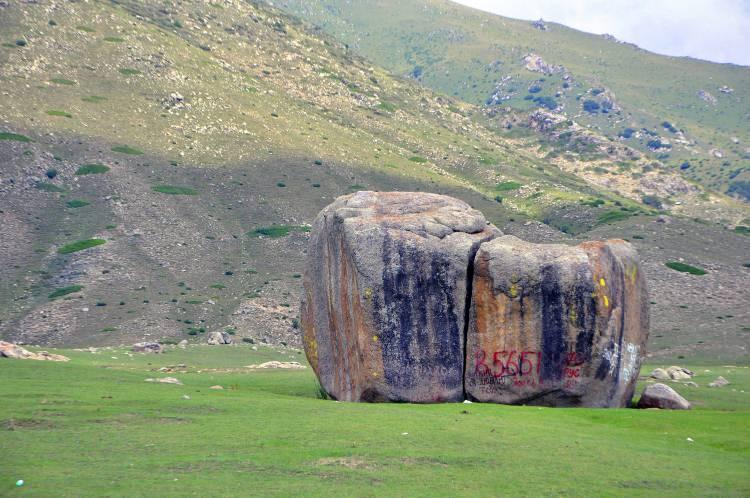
[708,376,729,388]
[209,385,224,390]
[636,383,690,410]
[145,377,182,385]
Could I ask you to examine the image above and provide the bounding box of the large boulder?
[132,342,163,353]
[0,341,69,361]
[301,191,500,402]
[637,383,690,409]
[465,236,649,407]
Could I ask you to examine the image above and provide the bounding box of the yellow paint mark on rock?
[569,309,578,323]
[603,295,609,307]
[599,278,606,287]
[509,283,518,298]
[372,335,378,342]
[364,288,372,300]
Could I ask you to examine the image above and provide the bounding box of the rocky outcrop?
[0,341,69,361]
[301,191,500,402]
[302,193,649,406]
[637,383,690,409]
[132,342,164,353]
[207,331,233,345]
[465,236,649,407]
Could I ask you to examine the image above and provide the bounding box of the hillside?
[276,0,750,197]
[0,0,748,362]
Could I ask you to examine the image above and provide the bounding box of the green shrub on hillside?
[665,261,707,275]
[104,36,125,42]
[0,131,32,142]
[76,164,110,175]
[597,210,630,224]
[66,199,90,208]
[46,110,72,118]
[409,156,428,163]
[77,25,96,32]
[111,145,143,154]
[48,285,84,299]
[495,181,522,191]
[49,78,76,85]
[118,68,141,76]
[81,95,107,103]
[733,226,749,236]
[57,239,106,254]
[35,182,65,192]
[152,185,198,195]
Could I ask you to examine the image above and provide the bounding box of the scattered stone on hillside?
[301,191,500,402]
[656,215,671,224]
[207,331,233,345]
[684,381,699,387]
[522,53,565,74]
[178,339,188,349]
[708,376,729,388]
[532,19,548,31]
[132,342,164,353]
[719,85,734,94]
[666,366,694,380]
[0,341,69,361]
[466,236,649,407]
[637,383,690,410]
[246,361,306,369]
[650,368,670,380]
[696,90,717,104]
[145,377,182,385]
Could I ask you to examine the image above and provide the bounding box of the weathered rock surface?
[0,341,69,361]
[637,383,690,410]
[246,361,306,370]
[465,236,649,407]
[301,191,500,402]
[132,342,164,354]
[666,366,694,380]
[207,331,233,345]
[649,368,670,380]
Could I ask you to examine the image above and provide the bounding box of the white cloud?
[452,0,750,65]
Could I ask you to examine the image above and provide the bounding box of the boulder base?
[465,236,649,407]
[301,191,499,402]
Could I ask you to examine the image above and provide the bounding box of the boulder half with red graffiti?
[301,191,500,402]
[466,235,649,407]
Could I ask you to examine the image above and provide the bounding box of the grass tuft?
[152,185,198,195]
[495,181,523,191]
[46,110,73,118]
[118,68,141,76]
[76,164,110,175]
[66,199,90,208]
[0,131,32,142]
[665,261,707,275]
[111,145,143,155]
[48,285,84,299]
[57,239,106,254]
[49,78,76,85]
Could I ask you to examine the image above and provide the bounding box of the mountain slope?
[276,0,750,196]
[0,0,748,361]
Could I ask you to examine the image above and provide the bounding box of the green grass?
[75,163,110,175]
[0,348,747,496]
[57,239,106,254]
[45,110,72,118]
[152,185,198,195]
[34,182,65,192]
[76,25,96,32]
[48,285,84,299]
[494,181,523,191]
[118,68,141,76]
[81,95,107,103]
[0,131,32,142]
[735,226,750,236]
[408,155,428,163]
[49,78,76,85]
[666,261,707,276]
[248,225,311,238]
[597,210,631,224]
[66,199,90,208]
[378,101,397,112]
[111,145,143,155]
[103,36,125,42]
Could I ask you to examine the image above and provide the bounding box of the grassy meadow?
[1,345,748,496]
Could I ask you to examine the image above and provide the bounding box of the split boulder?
[207,331,233,345]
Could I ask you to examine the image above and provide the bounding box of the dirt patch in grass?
[2,418,56,431]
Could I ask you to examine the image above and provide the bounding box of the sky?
[452,0,750,66]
